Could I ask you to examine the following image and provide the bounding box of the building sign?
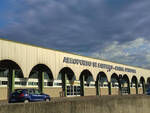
[63,57,136,73]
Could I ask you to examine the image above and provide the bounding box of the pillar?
[96,80,100,96]
[80,75,85,96]
[128,82,131,94]
[39,71,44,93]
[62,73,67,97]
[143,82,145,94]
[108,82,111,95]
[136,82,138,94]
[119,81,122,95]
[8,69,15,97]
[64,74,67,96]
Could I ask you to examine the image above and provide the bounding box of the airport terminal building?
[0,38,150,100]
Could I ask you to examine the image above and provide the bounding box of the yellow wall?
[0,87,8,100]
[43,87,62,97]
[84,87,96,96]
[100,88,109,95]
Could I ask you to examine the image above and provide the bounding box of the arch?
[131,76,138,86]
[131,76,138,94]
[0,59,24,98]
[28,64,54,92]
[58,67,76,81]
[97,72,108,86]
[0,59,24,78]
[79,69,94,96]
[79,69,94,83]
[122,74,130,94]
[29,64,54,80]
[139,76,145,94]
[111,73,119,87]
[58,67,76,97]
[140,77,145,85]
[122,75,130,84]
[147,77,150,85]
[96,71,108,95]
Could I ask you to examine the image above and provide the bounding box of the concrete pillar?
[136,82,138,94]
[128,82,131,94]
[64,74,67,97]
[96,80,100,96]
[143,82,146,94]
[108,82,111,95]
[12,70,15,93]
[38,72,44,93]
[62,73,67,97]
[8,69,15,97]
[80,75,85,96]
[118,80,122,95]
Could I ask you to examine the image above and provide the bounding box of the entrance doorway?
[66,84,80,96]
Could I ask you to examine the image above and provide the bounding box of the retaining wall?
[0,95,150,113]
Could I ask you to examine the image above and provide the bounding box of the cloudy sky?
[0,0,150,68]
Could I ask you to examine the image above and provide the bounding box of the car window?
[15,89,23,94]
[28,89,34,94]
[34,89,41,95]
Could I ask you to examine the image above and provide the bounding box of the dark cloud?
[1,0,150,68]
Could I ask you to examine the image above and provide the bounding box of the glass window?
[28,89,34,94]
[2,81,7,85]
[34,89,41,94]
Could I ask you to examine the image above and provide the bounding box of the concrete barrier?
[0,95,150,113]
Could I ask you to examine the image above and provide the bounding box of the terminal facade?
[0,38,150,100]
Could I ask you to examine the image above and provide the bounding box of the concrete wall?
[100,88,108,95]
[43,87,62,97]
[1,95,150,113]
[131,88,136,94]
[111,88,119,95]
[84,88,96,96]
[0,87,7,100]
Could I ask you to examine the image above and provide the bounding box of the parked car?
[146,88,150,95]
[9,88,50,103]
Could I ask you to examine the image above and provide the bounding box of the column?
[128,82,131,94]
[8,69,15,96]
[143,82,145,94]
[108,82,111,95]
[96,80,100,96]
[136,82,138,94]
[64,74,67,97]
[39,71,44,93]
[81,75,85,96]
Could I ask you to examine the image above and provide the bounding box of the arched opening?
[111,73,119,95]
[147,77,150,87]
[58,67,77,97]
[139,77,145,94]
[0,60,24,98]
[131,76,138,94]
[28,64,53,93]
[96,72,108,95]
[122,75,130,94]
[146,77,150,92]
[79,70,94,96]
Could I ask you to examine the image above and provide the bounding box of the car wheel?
[24,99,29,103]
[45,98,50,102]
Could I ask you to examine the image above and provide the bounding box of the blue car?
[9,88,50,103]
[146,88,150,95]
